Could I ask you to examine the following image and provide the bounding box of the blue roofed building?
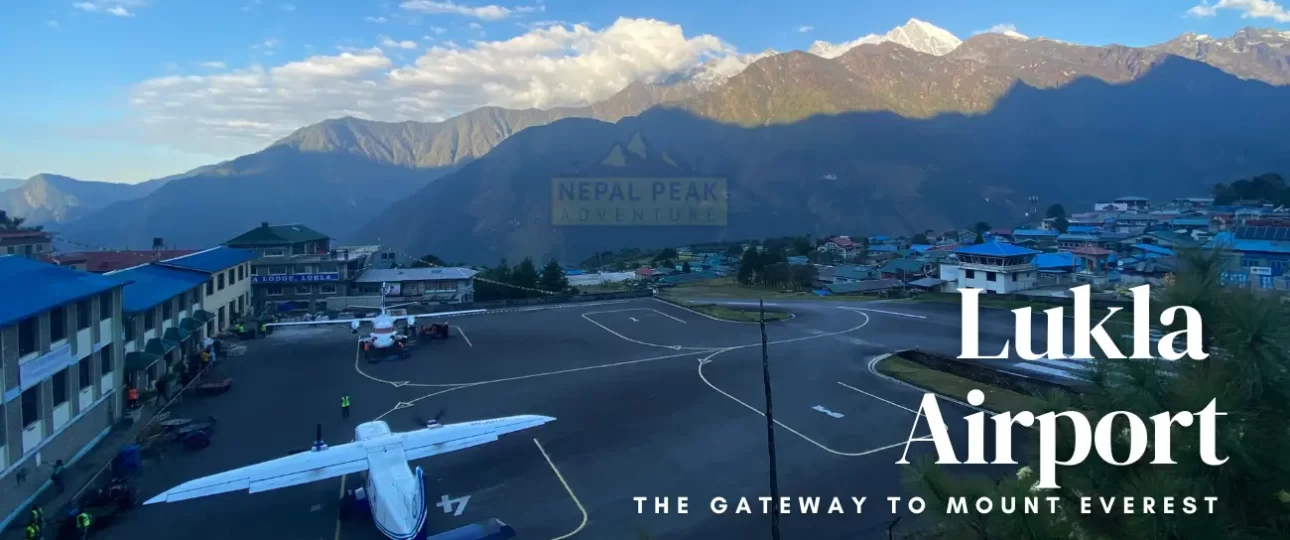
[161,246,256,334]
[1034,252,1076,274]
[0,256,129,524]
[1056,233,1099,250]
[1209,226,1290,290]
[107,263,213,392]
[944,241,1041,293]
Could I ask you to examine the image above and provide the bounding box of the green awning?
[180,318,200,332]
[144,338,178,356]
[193,310,215,323]
[124,351,160,373]
[164,326,191,342]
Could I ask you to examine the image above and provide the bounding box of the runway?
[95,297,1026,540]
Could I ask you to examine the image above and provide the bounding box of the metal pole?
[760,299,782,540]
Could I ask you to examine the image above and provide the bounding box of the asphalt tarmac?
[95,298,1026,540]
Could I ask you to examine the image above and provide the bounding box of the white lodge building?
[942,241,1040,294]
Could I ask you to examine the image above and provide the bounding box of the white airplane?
[266,283,484,350]
[144,414,555,539]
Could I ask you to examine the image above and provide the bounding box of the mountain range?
[1,174,171,228]
[47,20,1290,262]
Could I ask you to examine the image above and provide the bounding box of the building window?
[987,272,997,282]
[21,387,40,427]
[266,285,284,296]
[964,269,976,279]
[16,317,35,355]
[101,346,113,375]
[296,285,312,295]
[51,306,67,342]
[237,296,244,314]
[251,266,260,276]
[319,284,337,295]
[124,317,136,342]
[218,273,226,290]
[238,265,245,280]
[53,369,69,406]
[300,265,315,274]
[79,356,93,389]
[100,292,112,320]
[206,280,214,295]
[144,310,155,331]
[270,266,287,275]
[264,247,286,257]
[163,300,173,320]
[77,299,91,329]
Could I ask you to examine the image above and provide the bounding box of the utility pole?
[760,299,782,540]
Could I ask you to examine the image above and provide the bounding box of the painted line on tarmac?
[374,349,711,419]
[353,341,461,388]
[835,381,919,415]
[651,297,763,325]
[864,354,997,419]
[455,326,474,348]
[534,438,588,540]
[690,311,910,458]
[581,311,714,351]
[586,307,687,324]
[838,306,928,319]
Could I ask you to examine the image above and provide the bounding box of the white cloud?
[797,25,813,33]
[200,61,227,69]
[430,25,447,34]
[380,36,420,49]
[46,20,60,29]
[126,18,731,155]
[73,0,145,17]
[399,0,541,21]
[365,15,389,23]
[1188,0,1290,21]
[973,23,1028,39]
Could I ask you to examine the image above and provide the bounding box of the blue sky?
[1,0,1286,184]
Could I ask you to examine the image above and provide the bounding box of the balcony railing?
[959,262,1035,273]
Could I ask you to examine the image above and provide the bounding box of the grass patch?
[661,277,881,302]
[685,303,792,322]
[875,356,1051,413]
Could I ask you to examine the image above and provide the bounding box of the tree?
[972,221,992,235]
[762,262,792,288]
[0,212,39,231]
[725,244,744,256]
[409,254,444,268]
[1046,204,1066,219]
[681,261,692,273]
[1213,172,1289,206]
[792,236,813,256]
[791,263,819,290]
[736,247,760,285]
[654,248,678,262]
[911,233,930,245]
[539,260,569,292]
[510,258,540,291]
[1052,216,1070,233]
[906,247,1290,540]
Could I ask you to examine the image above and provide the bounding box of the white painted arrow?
[392,402,416,411]
[390,381,410,387]
[812,405,845,419]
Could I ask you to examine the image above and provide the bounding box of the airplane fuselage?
[353,421,428,540]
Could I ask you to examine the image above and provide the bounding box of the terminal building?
[0,256,127,527]
[224,223,392,313]
[159,247,255,334]
[106,264,212,392]
[353,268,478,305]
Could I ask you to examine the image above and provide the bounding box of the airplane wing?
[264,309,487,328]
[143,415,555,505]
[397,415,556,461]
[143,442,370,504]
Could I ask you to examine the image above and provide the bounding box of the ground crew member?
[341,395,351,419]
[127,385,139,409]
[259,322,268,336]
[24,522,38,539]
[76,511,91,538]
[30,505,44,530]
[50,460,65,495]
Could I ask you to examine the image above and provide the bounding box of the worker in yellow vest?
[76,511,92,538]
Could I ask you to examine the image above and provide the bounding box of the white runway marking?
[581,311,713,351]
[630,317,638,322]
[534,438,588,540]
[651,298,763,325]
[835,381,919,415]
[455,326,474,348]
[839,306,928,319]
[812,405,845,419]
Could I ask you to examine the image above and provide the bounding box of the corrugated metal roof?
[162,246,256,273]
[826,279,904,294]
[49,249,198,273]
[954,241,1039,257]
[1012,229,1060,237]
[909,277,943,288]
[1034,252,1075,269]
[108,263,210,313]
[354,267,479,283]
[881,258,926,273]
[833,265,878,281]
[0,256,129,327]
[225,223,329,246]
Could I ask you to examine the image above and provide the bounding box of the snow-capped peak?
[807,18,962,59]
[665,49,781,89]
